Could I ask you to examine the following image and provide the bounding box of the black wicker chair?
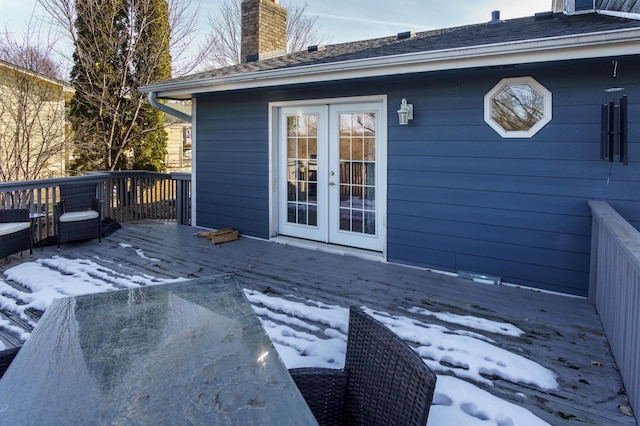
[0,209,33,259]
[54,183,102,250]
[290,307,437,426]
[0,347,20,379]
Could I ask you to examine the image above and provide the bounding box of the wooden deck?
[0,222,634,425]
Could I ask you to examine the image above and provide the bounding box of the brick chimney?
[241,0,287,63]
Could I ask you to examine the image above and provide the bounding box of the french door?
[278,102,385,251]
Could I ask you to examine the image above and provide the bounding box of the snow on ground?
[0,251,554,425]
[407,306,525,337]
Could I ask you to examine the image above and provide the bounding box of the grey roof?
[171,12,640,83]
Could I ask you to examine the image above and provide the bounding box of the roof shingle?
[171,12,640,84]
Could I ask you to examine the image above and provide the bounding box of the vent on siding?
[458,271,502,286]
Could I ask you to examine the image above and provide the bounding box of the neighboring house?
[141,0,640,296]
[0,59,73,180]
[163,101,192,171]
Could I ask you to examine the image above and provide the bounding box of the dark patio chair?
[290,307,437,426]
[0,347,20,379]
[0,209,32,259]
[54,183,102,250]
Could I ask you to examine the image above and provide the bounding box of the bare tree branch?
[202,0,325,69]
[0,13,69,181]
[38,0,204,77]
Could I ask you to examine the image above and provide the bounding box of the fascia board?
[143,28,640,99]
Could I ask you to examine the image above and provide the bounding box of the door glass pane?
[337,112,376,235]
[365,163,375,186]
[364,137,375,161]
[340,162,350,184]
[364,211,376,234]
[287,114,318,227]
[340,137,350,161]
[352,136,363,161]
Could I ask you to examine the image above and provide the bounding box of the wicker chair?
[54,183,102,250]
[0,209,33,259]
[290,307,437,426]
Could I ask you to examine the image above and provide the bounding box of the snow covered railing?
[588,200,640,423]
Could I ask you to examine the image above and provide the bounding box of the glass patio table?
[0,274,318,425]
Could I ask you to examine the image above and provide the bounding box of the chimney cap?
[489,10,504,24]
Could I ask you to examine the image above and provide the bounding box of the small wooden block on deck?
[196,228,240,244]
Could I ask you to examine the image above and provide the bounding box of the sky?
[0,249,554,425]
[1,1,550,60]
[290,0,549,44]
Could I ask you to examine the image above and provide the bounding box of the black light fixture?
[601,87,628,166]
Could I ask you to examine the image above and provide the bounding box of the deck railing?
[96,171,191,225]
[588,200,640,423]
[0,171,191,242]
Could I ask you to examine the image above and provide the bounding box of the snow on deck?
[0,222,634,425]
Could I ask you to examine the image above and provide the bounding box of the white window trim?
[484,76,552,138]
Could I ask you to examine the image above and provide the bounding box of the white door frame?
[269,95,387,254]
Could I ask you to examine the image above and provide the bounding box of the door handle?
[329,182,336,186]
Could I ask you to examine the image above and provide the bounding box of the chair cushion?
[60,210,99,223]
[0,222,30,237]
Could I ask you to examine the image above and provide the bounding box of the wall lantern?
[601,87,628,165]
[397,98,413,125]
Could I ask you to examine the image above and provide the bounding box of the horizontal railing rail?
[588,200,640,424]
[95,171,191,226]
[0,172,191,242]
[0,174,109,243]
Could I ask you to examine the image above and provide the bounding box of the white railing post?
[588,200,640,424]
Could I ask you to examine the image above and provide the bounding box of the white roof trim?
[142,27,640,100]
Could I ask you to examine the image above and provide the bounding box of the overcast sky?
[2,0,551,44]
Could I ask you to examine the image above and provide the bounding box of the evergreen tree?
[70,0,171,172]
[132,0,172,171]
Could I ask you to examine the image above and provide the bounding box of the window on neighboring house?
[182,126,192,161]
[484,76,552,138]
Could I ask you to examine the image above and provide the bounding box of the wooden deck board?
[0,222,635,425]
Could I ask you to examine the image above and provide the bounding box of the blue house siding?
[195,56,639,296]
[385,58,640,295]
[195,95,271,238]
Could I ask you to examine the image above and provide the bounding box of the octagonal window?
[484,77,552,138]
